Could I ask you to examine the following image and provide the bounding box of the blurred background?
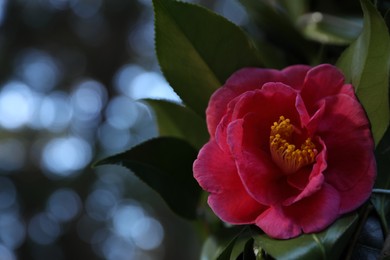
[1,0,388,259]
[0,0,249,259]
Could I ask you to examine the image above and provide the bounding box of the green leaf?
[254,213,359,260]
[216,235,239,260]
[239,0,317,63]
[154,0,262,117]
[336,0,390,146]
[297,13,362,45]
[200,226,253,260]
[143,99,209,150]
[94,137,201,220]
[243,238,256,260]
[278,0,309,21]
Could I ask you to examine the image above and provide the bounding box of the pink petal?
[285,183,341,234]
[295,94,311,128]
[337,156,375,213]
[256,207,302,239]
[256,184,340,239]
[193,141,265,223]
[207,65,314,136]
[284,139,327,206]
[340,84,356,98]
[215,83,301,153]
[227,118,297,206]
[206,68,284,136]
[301,64,346,113]
[314,94,375,212]
[281,65,311,90]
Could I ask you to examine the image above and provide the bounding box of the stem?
[373,189,390,195]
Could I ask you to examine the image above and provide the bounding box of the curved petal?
[281,65,311,90]
[285,184,341,234]
[295,94,311,128]
[337,155,375,213]
[301,64,347,114]
[311,94,375,212]
[227,118,297,206]
[215,83,301,153]
[193,141,265,223]
[206,68,285,136]
[283,139,327,206]
[256,206,302,239]
[256,184,340,239]
[340,84,356,98]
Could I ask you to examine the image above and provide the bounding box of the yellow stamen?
[269,116,317,174]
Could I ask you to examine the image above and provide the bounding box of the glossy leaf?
[94,137,201,220]
[144,99,209,150]
[336,0,390,145]
[254,213,359,260]
[154,0,262,117]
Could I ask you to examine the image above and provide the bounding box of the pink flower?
[193,64,376,239]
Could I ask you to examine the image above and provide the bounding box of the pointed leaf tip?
[94,137,201,219]
[154,0,262,116]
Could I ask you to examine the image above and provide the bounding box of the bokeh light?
[0,243,16,260]
[28,212,62,245]
[15,49,61,93]
[37,92,73,132]
[128,71,181,101]
[41,136,92,177]
[0,213,26,250]
[85,189,118,221]
[0,0,205,259]
[0,81,34,130]
[46,188,82,222]
[71,79,107,122]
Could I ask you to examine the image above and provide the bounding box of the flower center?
[269,116,317,174]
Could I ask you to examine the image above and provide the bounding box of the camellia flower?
[193,64,376,239]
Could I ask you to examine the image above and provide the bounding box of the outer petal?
[256,184,340,239]
[207,65,312,136]
[256,207,302,239]
[206,68,285,136]
[301,64,346,114]
[285,183,341,234]
[337,156,375,213]
[314,94,375,213]
[281,65,311,90]
[193,141,265,223]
